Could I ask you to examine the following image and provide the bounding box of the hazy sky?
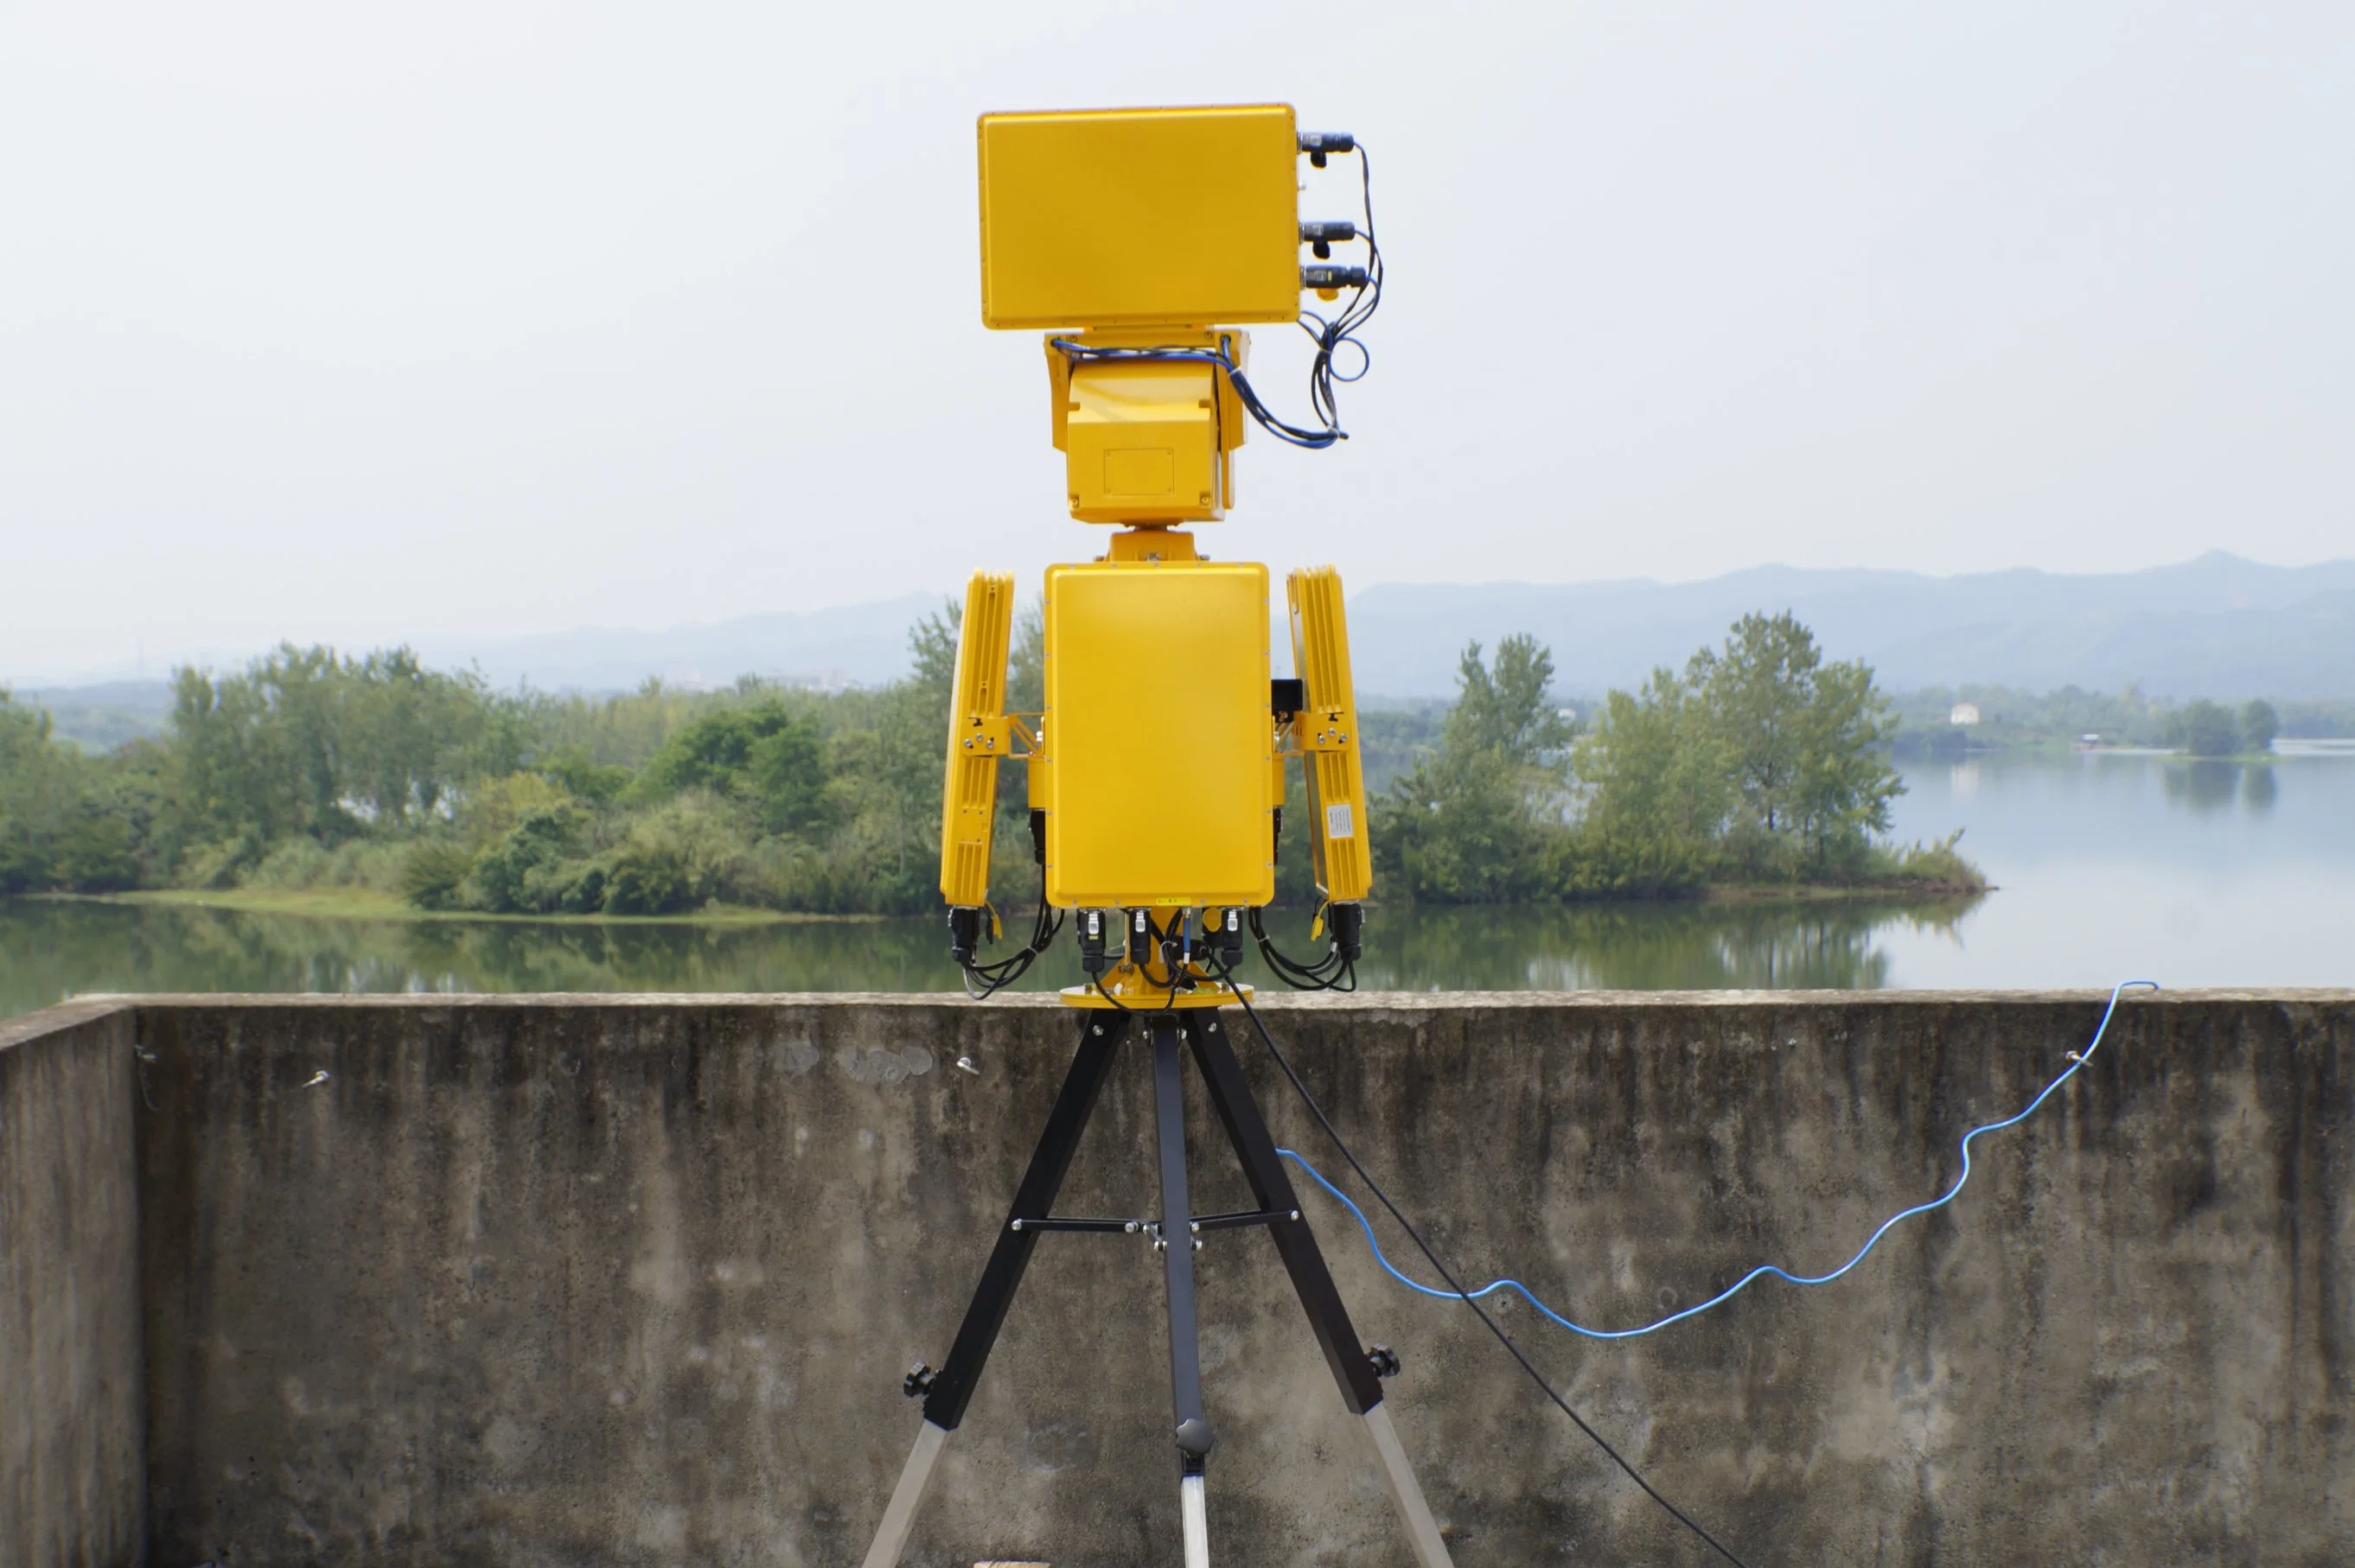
[3,0,2349,683]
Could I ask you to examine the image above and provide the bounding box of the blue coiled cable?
[1280,978,2160,1341]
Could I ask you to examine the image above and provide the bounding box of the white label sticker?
[1325,802,1355,839]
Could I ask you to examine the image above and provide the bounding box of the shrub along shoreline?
[1372,614,1985,904]
[3,608,1982,918]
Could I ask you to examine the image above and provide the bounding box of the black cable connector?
[1299,129,1356,168]
[1327,902,1365,964]
[1302,265,1369,291]
[1300,220,1357,259]
[948,906,983,967]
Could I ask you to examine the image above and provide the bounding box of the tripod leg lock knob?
[1174,1416,1217,1459]
[1367,1344,1401,1380]
[902,1362,937,1399]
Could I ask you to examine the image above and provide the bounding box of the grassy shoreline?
[42,876,1989,927]
[52,889,886,927]
[1694,877,1989,904]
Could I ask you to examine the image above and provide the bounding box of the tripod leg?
[862,1420,948,1568]
[1152,1016,1216,1568]
[1184,1013,1457,1568]
[860,1011,1134,1568]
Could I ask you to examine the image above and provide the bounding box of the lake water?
[3,754,2347,1019]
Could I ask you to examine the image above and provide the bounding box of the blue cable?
[1280,978,2160,1341]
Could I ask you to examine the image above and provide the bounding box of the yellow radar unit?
[941,103,1382,1007]
[868,105,1457,1568]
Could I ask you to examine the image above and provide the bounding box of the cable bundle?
[1050,143,1383,452]
[956,897,1063,999]
[1246,905,1356,991]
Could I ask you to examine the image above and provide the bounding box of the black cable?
[957,877,1064,998]
[1209,962,1755,1568]
[1048,143,1383,453]
[1083,909,1193,1012]
[1247,905,1355,991]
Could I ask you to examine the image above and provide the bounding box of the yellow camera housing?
[1045,328,1250,525]
[977,105,1301,329]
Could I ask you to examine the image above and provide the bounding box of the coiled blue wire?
[1280,978,2160,1341]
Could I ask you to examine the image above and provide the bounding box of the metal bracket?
[1301,709,1354,752]
[959,714,1012,754]
[1010,1216,1142,1234]
[1189,1207,1302,1234]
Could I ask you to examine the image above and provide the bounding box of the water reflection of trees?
[2163,760,2241,813]
[5,894,1984,1019]
[1354,899,1974,992]
[0,902,975,1017]
[2154,759,2285,817]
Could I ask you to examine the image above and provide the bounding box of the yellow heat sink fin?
[1287,565,1372,903]
[939,572,1017,908]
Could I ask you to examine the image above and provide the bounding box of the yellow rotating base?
[1060,963,1249,1010]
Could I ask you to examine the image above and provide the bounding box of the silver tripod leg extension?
[1180,1470,1211,1568]
[1361,1403,1454,1568]
[861,1419,950,1568]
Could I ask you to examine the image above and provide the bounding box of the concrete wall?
[7,991,2353,1566]
[1,998,146,1568]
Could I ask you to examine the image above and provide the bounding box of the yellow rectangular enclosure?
[1063,357,1226,523]
[937,572,1017,908]
[1043,560,1274,908]
[977,105,1301,329]
[1288,566,1371,902]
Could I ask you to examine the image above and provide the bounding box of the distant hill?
[17,558,2355,748]
[7,679,177,752]
[437,551,2346,700]
[1347,552,2355,701]
[416,593,949,693]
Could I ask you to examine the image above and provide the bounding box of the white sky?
[3,0,2349,684]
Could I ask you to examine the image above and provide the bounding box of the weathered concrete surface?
[1,998,146,1568]
[4,990,2352,1565]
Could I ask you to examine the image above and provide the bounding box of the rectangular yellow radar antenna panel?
[977,105,1301,329]
[1043,558,1275,908]
[938,572,1017,908]
[1288,565,1371,903]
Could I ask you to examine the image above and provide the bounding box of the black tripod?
[861,1005,1456,1568]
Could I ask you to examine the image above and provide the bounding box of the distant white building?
[1950,702,1982,726]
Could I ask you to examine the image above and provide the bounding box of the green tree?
[1686,612,1900,876]
[630,701,829,835]
[2177,699,2239,757]
[336,649,509,828]
[1375,636,1573,902]
[0,692,142,893]
[163,643,518,867]
[2238,698,2278,754]
[1447,634,1574,762]
[1566,669,1729,894]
